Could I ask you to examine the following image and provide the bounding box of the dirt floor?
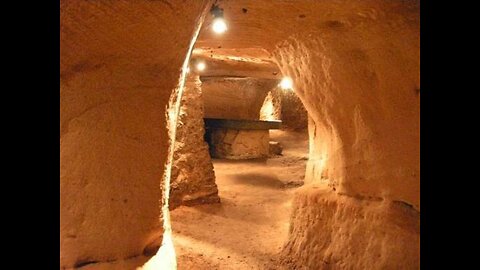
[171,129,309,269]
[77,130,308,270]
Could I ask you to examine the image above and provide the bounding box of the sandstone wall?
[282,184,420,269]
[196,0,420,267]
[60,0,420,269]
[273,7,420,210]
[279,88,308,130]
[169,74,220,208]
[208,129,270,159]
[270,2,420,268]
[259,89,282,121]
[60,0,211,268]
[202,77,278,120]
[191,51,281,79]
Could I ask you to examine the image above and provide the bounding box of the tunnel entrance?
[61,1,419,269]
[140,1,419,269]
[148,3,315,267]
[164,42,311,268]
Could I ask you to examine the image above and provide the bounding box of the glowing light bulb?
[212,18,227,34]
[196,62,206,72]
[280,77,293,90]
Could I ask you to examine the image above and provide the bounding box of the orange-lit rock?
[279,89,308,130]
[170,74,220,208]
[259,89,282,121]
[60,0,212,268]
[202,77,277,120]
[198,0,420,267]
[209,129,270,159]
[281,184,419,269]
[60,0,420,268]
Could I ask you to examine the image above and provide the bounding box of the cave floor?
[171,130,309,269]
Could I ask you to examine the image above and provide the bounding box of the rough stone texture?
[269,141,283,156]
[259,89,282,121]
[281,184,420,270]
[61,0,420,268]
[279,89,308,130]
[192,48,280,79]
[272,9,420,209]
[169,74,220,209]
[208,129,269,159]
[60,0,211,268]
[201,77,278,120]
[197,0,420,268]
[270,2,420,267]
[197,0,420,207]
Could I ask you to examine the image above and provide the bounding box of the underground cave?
[60,1,420,269]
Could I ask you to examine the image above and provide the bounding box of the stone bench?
[204,118,281,159]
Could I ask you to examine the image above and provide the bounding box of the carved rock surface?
[281,184,420,270]
[202,77,278,120]
[61,0,420,269]
[60,0,211,268]
[269,141,283,156]
[279,90,308,130]
[259,89,282,121]
[198,0,419,267]
[169,74,220,209]
[209,129,270,159]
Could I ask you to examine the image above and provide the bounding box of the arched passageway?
[60,1,419,269]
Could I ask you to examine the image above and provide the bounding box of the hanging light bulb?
[211,4,227,34]
[196,61,206,72]
[280,77,293,90]
[212,17,227,34]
